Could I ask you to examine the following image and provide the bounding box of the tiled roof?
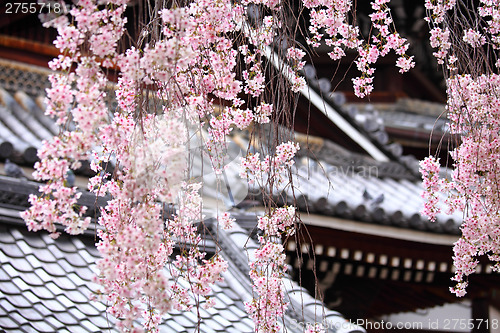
[283,156,461,235]
[371,99,449,137]
[0,77,56,163]
[0,223,118,333]
[230,133,460,235]
[0,60,460,236]
[0,178,363,333]
[299,63,409,164]
[0,52,463,332]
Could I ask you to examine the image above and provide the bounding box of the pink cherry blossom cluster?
[218,211,235,230]
[304,0,414,97]
[94,177,228,331]
[424,0,500,68]
[287,47,306,70]
[257,206,296,236]
[254,102,273,124]
[419,156,442,223]
[240,46,265,98]
[245,206,296,333]
[285,47,307,92]
[462,29,487,48]
[479,0,500,65]
[420,73,500,297]
[24,0,244,330]
[23,0,127,239]
[420,0,500,297]
[447,74,500,296]
[240,141,300,185]
[22,0,407,329]
[240,143,302,331]
[428,27,451,65]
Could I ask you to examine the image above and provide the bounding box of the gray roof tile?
[198,323,218,333]
[240,317,255,328]
[53,238,78,253]
[22,290,40,303]
[8,294,31,308]
[0,298,16,313]
[218,306,241,322]
[29,285,53,300]
[31,247,57,263]
[53,275,77,291]
[170,314,196,329]
[55,329,73,333]
[91,299,107,312]
[1,280,21,295]
[30,320,56,332]
[164,318,186,332]
[16,239,34,254]
[231,319,255,332]
[9,312,26,326]
[25,254,43,269]
[79,249,96,265]
[47,244,65,260]
[44,316,66,330]
[203,317,225,330]
[211,314,232,328]
[65,289,88,304]
[19,234,46,248]
[59,259,78,273]
[43,299,66,312]
[66,272,89,287]
[12,277,30,291]
[218,286,240,302]
[226,304,247,318]
[0,316,19,329]
[3,263,19,278]
[81,319,102,331]
[1,243,24,258]
[32,303,52,316]
[0,230,15,244]
[63,252,88,267]
[9,257,32,272]
[56,294,75,308]
[43,263,67,277]
[0,267,9,281]
[68,307,87,321]
[226,326,248,333]
[88,314,116,330]
[78,302,101,316]
[16,307,44,321]
[18,324,35,333]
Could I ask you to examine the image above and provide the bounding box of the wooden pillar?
[472,294,490,333]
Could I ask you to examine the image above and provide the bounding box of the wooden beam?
[0,35,59,58]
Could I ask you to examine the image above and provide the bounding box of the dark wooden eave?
[287,224,500,320]
[0,35,58,68]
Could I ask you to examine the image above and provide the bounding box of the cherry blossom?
[420,0,500,296]
[25,0,487,330]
